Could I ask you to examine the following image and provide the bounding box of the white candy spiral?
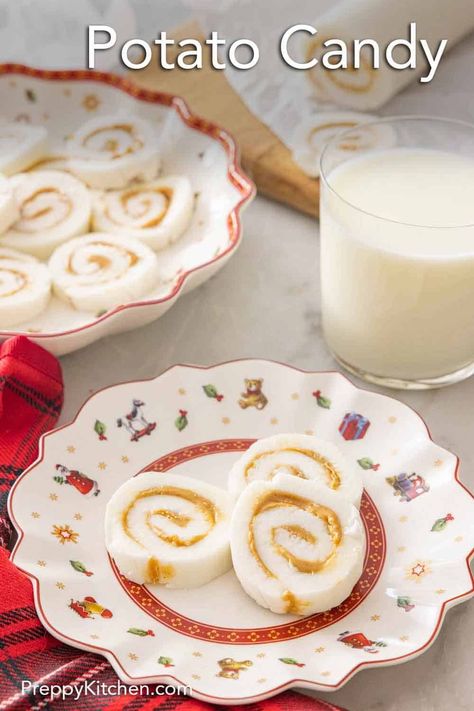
[0,171,91,259]
[230,474,365,615]
[0,123,48,176]
[0,247,51,327]
[49,232,158,312]
[67,115,161,189]
[228,433,362,507]
[105,472,233,588]
[92,176,194,251]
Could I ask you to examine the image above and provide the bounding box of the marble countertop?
[59,195,474,711]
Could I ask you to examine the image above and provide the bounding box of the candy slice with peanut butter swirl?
[105,472,233,588]
[92,176,194,252]
[0,174,19,234]
[49,232,158,313]
[230,474,365,615]
[66,115,161,189]
[0,122,48,176]
[0,171,91,259]
[0,247,51,328]
[228,434,363,508]
[290,112,384,178]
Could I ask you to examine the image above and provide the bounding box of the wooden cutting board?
[129,22,319,217]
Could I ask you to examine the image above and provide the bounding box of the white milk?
[320,148,474,381]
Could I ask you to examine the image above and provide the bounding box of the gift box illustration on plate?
[339,412,370,441]
[386,473,429,502]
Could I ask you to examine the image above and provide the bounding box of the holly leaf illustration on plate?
[357,457,380,471]
[431,513,454,532]
[279,657,305,667]
[158,656,174,667]
[312,390,331,409]
[94,420,107,440]
[202,384,224,401]
[128,627,155,637]
[175,410,188,431]
[69,560,93,576]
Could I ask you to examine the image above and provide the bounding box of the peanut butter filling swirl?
[66,241,139,281]
[121,485,220,549]
[106,186,173,228]
[82,123,144,160]
[248,490,343,614]
[16,187,73,233]
[305,36,376,94]
[0,267,28,298]
[244,447,341,490]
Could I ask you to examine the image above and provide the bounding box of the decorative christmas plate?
[0,65,254,356]
[9,360,474,705]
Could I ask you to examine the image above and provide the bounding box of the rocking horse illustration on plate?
[117,399,156,442]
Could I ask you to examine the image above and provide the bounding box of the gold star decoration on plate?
[192,651,202,657]
[221,417,230,425]
[37,560,46,567]
[31,512,40,519]
[256,653,266,659]
[51,524,79,545]
[291,393,299,400]
[98,462,107,470]
[370,614,381,622]
[49,493,58,501]
[398,546,406,552]
[388,416,397,424]
[128,653,138,661]
[178,388,186,395]
[270,417,279,425]
[434,459,443,467]
[121,456,129,463]
[67,446,76,453]
[406,560,431,582]
[55,582,65,590]
[399,635,409,642]
[314,647,325,653]
[73,513,82,521]
[436,588,446,595]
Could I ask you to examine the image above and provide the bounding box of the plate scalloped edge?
[7,359,474,705]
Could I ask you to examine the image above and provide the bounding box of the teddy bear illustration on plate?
[238,378,268,410]
[216,658,253,679]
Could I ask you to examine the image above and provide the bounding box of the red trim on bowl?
[7,360,474,704]
[0,64,256,341]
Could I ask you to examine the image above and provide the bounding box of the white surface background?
[2,2,474,709]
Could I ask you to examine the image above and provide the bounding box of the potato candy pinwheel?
[105,472,233,588]
[0,171,91,259]
[49,233,158,312]
[290,112,385,178]
[0,174,19,234]
[92,176,194,251]
[230,474,365,615]
[0,247,51,328]
[228,433,362,507]
[0,122,48,175]
[66,115,161,189]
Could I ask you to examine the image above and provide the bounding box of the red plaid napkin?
[0,336,347,711]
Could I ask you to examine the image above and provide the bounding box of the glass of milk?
[319,116,474,389]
